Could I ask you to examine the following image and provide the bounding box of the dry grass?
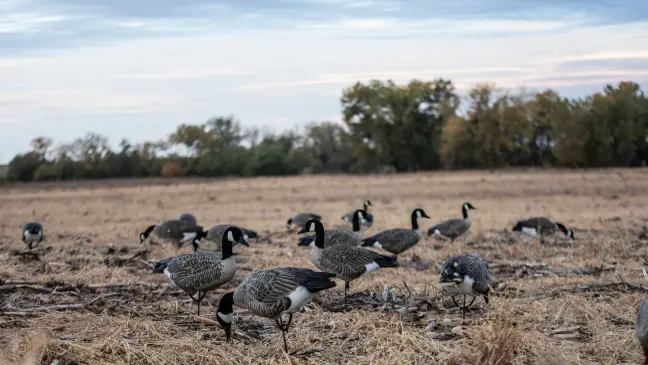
[1,168,648,364]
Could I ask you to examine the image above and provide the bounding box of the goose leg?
[275,317,290,353]
[462,295,466,319]
[191,239,199,252]
[189,291,206,315]
[344,281,350,305]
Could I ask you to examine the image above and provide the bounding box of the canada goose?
[298,209,366,248]
[636,296,648,364]
[511,217,575,240]
[139,219,205,252]
[341,200,374,228]
[21,222,44,251]
[216,267,336,353]
[428,202,476,242]
[439,254,491,319]
[178,213,198,226]
[152,226,248,315]
[360,208,430,258]
[286,212,322,230]
[298,218,398,304]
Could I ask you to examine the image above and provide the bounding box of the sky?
[1,0,648,163]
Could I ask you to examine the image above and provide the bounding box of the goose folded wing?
[240,270,302,316]
[320,246,382,277]
[166,254,223,287]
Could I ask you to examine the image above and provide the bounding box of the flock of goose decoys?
[26,199,648,359]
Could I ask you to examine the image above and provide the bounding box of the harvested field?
[1,168,648,364]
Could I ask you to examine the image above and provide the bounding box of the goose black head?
[297,218,323,235]
[285,218,293,230]
[222,227,249,246]
[556,223,575,240]
[463,202,476,211]
[412,208,431,219]
[139,225,156,244]
[216,292,234,342]
[439,259,463,284]
[363,200,372,209]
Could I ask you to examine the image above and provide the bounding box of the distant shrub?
[161,161,183,177]
[33,164,58,181]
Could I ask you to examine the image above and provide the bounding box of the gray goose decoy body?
[439,254,491,319]
[511,217,575,240]
[428,202,476,242]
[341,200,374,228]
[636,296,648,364]
[178,213,198,226]
[139,219,205,252]
[152,226,249,315]
[360,208,430,257]
[21,222,44,251]
[299,218,398,304]
[286,212,322,230]
[298,209,366,248]
[216,267,336,353]
[201,224,256,251]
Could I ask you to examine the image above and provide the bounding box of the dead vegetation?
[1,168,648,364]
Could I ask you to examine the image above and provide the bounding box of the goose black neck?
[410,211,419,230]
[462,206,469,219]
[313,221,325,249]
[363,202,369,211]
[221,234,234,259]
[352,211,362,232]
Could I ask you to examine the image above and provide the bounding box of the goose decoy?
[360,208,430,258]
[152,226,248,315]
[298,218,398,304]
[511,217,575,240]
[178,213,198,226]
[286,212,322,231]
[428,202,476,242]
[139,219,205,252]
[341,200,374,228]
[636,296,648,364]
[202,224,254,251]
[298,209,366,248]
[439,254,491,319]
[21,222,44,251]
[216,267,336,353]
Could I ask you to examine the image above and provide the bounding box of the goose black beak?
[297,227,308,234]
[422,213,431,219]
[237,237,249,246]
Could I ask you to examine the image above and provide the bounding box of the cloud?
[0,0,647,161]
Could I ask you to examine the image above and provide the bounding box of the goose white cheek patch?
[227,231,234,242]
[309,225,316,233]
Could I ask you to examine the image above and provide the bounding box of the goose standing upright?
[341,200,374,228]
[511,217,575,240]
[298,218,398,304]
[21,222,44,251]
[216,267,336,353]
[139,219,205,252]
[637,296,648,364]
[428,202,476,242]
[439,254,491,319]
[152,227,248,315]
[360,208,430,258]
[298,209,366,248]
[286,212,322,231]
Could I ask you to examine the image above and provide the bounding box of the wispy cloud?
[0,0,647,161]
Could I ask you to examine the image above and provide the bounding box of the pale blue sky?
[1,0,648,162]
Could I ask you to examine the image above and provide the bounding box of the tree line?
[3,79,647,183]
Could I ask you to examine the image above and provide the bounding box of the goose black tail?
[302,272,337,293]
[360,236,376,247]
[152,258,173,273]
[297,235,314,246]
[374,254,398,268]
